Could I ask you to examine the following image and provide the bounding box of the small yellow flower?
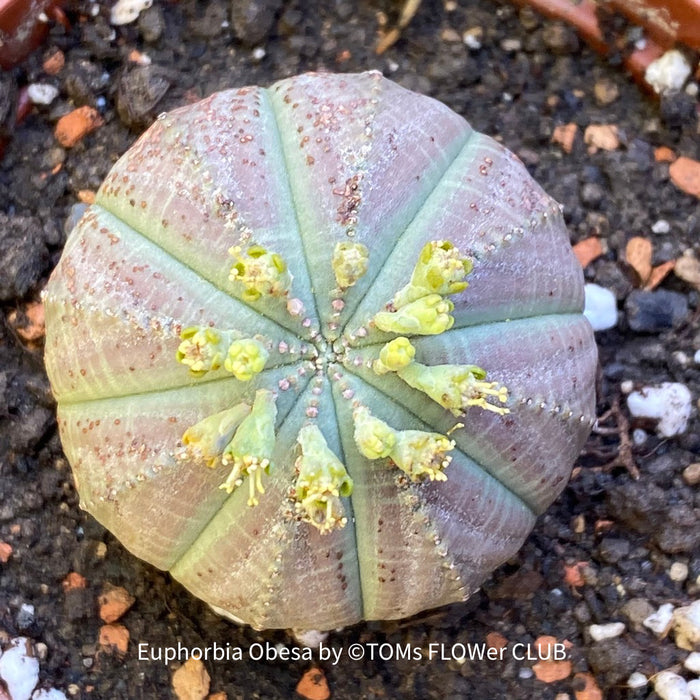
[229,245,292,301]
[352,406,396,459]
[392,240,472,308]
[176,326,232,377]
[332,241,369,289]
[389,430,454,481]
[352,405,455,481]
[181,403,251,467]
[372,336,416,375]
[224,338,269,381]
[373,294,454,335]
[293,425,353,534]
[398,362,510,416]
[220,389,277,506]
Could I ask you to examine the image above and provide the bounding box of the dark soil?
[1,1,699,699]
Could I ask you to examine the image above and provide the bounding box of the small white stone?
[292,629,328,648]
[673,351,691,368]
[27,83,59,106]
[0,638,40,700]
[627,383,692,437]
[584,283,617,331]
[644,602,675,636]
[688,679,700,700]
[463,27,483,50]
[686,82,699,98]
[620,379,635,394]
[627,671,648,689]
[695,349,700,365]
[33,689,69,700]
[645,50,692,94]
[252,47,266,61]
[110,0,153,25]
[685,651,700,674]
[652,219,671,234]
[632,428,647,446]
[589,621,626,641]
[654,670,692,700]
[518,667,533,680]
[672,600,700,651]
[669,562,689,583]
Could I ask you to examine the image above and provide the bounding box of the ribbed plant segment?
[43,71,597,631]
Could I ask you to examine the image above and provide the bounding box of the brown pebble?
[0,541,12,563]
[207,693,227,700]
[573,237,604,268]
[16,301,45,343]
[55,106,104,148]
[296,668,331,700]
[654,146,676,163]
[98,583,135,623]
[62,572,87,591]
[683,463,700,486]
[669,156,700,198]
[98,623,129,656]
[440,28,461,42]
[584,124,620,153]
[43,48,65,75]
[172,657,210,700]
[486,631,508,650]
[552,123,578,153]
[593,78,619,106]
[573,671,603,700]
[77,190,96,204]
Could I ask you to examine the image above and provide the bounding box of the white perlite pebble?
[627,383,692,437]
[632,428,647,446]
[645,50,692,94]
[27,84,59,106]
[652,219,671,234]
[33,690,69,700]
[673,601,700,651]
[589,622,626,641]
[627,671,648,689]
[0,638,40,700]
[644,603,675,636]
[584,283,618,331]
[620,379,635,394]
[654,671,692,700]
[110,0,153,25]
[669,562,689,583]
[685,652,700,674]
[695,350,700,365]
[688,679,700,700]
[292,629,328,649]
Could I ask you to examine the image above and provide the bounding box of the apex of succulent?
[176,239,509,531]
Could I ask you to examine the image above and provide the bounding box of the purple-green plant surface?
[43,71,597,631]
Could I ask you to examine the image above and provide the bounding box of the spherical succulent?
[43,71,597,632]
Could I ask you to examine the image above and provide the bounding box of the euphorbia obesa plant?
[44,71,597,631]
